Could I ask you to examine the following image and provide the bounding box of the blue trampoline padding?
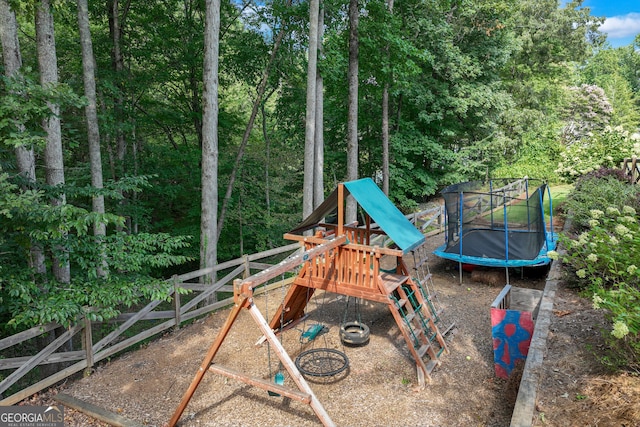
[344,178,425,253]
[433,232,557,268]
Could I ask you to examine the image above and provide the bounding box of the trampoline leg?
[505,267,510,285]
[459,262,463,285]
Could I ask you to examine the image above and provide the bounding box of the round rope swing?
[294,288,349,383]
[339,296,370,346]
[294,348,349,378]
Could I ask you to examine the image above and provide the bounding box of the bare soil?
[24,231,639,427]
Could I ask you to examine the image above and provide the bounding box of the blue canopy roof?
[344,179,425,253]
[289,178,425,253]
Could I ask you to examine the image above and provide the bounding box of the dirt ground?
[25,231,640,427]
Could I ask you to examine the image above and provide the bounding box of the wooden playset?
[168,178,451,427]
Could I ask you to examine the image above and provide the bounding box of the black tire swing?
[339,296,370,346]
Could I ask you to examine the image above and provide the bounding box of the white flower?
[627,265,637,275]
[611,321,629,339]
[619,216,635,224]
[592,294,604,309]
[588,219,600,228]
[590,209,604,219]
[615,224,630,236]
[547,250,559,260]
[576,269,587,279]
[606,207,620,216]
[587,253,598,263]
[609,236,619,245]
[622,206,636,215]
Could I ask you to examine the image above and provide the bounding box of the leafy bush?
[0,170,192,331]
[556,126,640,183]
[562,171,640,230]
[553,173,640,371]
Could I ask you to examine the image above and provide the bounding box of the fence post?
[82,317,93,377]
[173,275,181,330]
[242,254,250,279]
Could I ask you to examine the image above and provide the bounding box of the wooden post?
[338,183,344,236]
[242,254,250,278]
[248,303,335,426]
[168,297,249,427]
[173,275,181,330]
[82,317,93,377]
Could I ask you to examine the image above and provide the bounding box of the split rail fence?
[622,156,640,184]
[0,205,444,406]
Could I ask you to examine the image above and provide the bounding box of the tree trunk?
[77,0,107,276]
[0,0,46,275]
[107,0,130,232]
[346,0,359,223]
[36,0,70,284]
[313,6,324,209]
[381,0,394,196]
[302,0,319,219]
[200,0,221,290]
[107,0,128,170]
[262,102,271,218]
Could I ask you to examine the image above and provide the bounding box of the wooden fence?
[622,157,640,184]
[0,205,444,406]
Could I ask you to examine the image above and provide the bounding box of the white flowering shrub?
[557,202,640,368]
[563,172,640,229]
[556,126,639,183]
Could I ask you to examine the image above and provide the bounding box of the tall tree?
[106,0,128,180]
[303,0,320,219]
[77,0,107,276]
[313,5,324,209]
[345,0,359,222]
[36,0,70,283]
[200,0,221,284]
[381,0,394,196]
[582,48,640,130]
[0,0,45,275]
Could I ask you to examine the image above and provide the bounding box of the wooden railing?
[622,157,640,184]
[0,243,302,406]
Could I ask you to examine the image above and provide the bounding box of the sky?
[574,0,640,47]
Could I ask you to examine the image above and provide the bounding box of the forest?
[0,0,639,333]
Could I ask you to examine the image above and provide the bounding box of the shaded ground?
[25,231,639,427]
[532,282,640,427]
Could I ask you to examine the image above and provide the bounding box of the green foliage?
[0,71,85,149]
[0,170,192,330]
[556,127,640,183]
[563,171,640,229]
[554,174,640,371]
[581,47,640,131]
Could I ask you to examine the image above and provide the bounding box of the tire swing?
[339,296,370,346]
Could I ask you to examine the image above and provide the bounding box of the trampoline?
[433,178,557,278]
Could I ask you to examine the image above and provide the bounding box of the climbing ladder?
[409,243,455,337]
[380,271,448,385]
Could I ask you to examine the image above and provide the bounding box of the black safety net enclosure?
[434,178,556,267]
